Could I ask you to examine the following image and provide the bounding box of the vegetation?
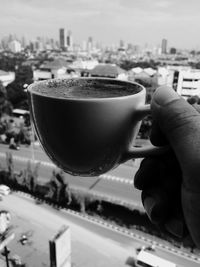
[0,81,13,117]
[6,65,33,109]
[119,60,160,71]
[0,52,27,72]
[0,153,197,252]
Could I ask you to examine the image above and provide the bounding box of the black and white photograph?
[0,0,200,266]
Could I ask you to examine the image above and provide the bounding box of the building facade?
[59,28,66,50]
[161,38,167,54]
[176,70,200,99]
[66,31,73,51]
[8,40,22,53]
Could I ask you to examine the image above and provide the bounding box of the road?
[0,193,199,267]
[0,143,143,208]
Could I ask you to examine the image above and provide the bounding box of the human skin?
[134,86,200,248]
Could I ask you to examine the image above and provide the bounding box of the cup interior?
[28,78,144,100]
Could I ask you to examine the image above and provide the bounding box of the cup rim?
[27,77,146,101]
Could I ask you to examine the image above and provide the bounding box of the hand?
[134,86,200,248]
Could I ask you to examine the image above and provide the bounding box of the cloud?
[154,0,172,8]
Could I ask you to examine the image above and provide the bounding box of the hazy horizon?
[1,0,200,49]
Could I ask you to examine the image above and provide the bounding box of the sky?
[1,0,200,49]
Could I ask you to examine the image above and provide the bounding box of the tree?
[6,66,33,108]
[23,161,40,193]
[6,152,14,180]
[0,81,13,117]
[45,169,71,205]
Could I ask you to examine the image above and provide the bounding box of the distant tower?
[66,30,73,51]
[161,38,167,54]
[59,28,66,50]
[119,39,124,48]
[21,36,26,49]
[87,36,93,51]
[9,40,22,53]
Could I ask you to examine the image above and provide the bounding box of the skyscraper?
[161,38,167,54]
[87,36,93,51]
[9,40,22,53]
[59,28,66,50]
[66,30,73,51]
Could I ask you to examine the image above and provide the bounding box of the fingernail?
[143,197,161,223]
[154,86,180,106]
[143,196,157,213]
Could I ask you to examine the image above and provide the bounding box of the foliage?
[0,81,13,117]
[6,151,14,178]
[6,65,33,108]
[0,156,196,251]
[119,60,159,71]
[0,53,26,72]
[189,62,200,69]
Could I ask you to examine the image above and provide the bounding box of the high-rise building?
[119,39,125,48]
[161,38,167,54]
[87,36,93,52]
[82,40,87,51]
[59,28,66,50]
[9,40,22,53]
[170,47,176,54]
[21,36,26,49]
[66,30,73,51]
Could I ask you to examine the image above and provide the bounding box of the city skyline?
[1,0,200,49]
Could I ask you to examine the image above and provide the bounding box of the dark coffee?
[32,79,141,99]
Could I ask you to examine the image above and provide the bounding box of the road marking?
[0,152,133,185]
[100,174,133,185]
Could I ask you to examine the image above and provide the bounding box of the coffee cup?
[27,78,166,177]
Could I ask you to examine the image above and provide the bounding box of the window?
[183,78,199,82]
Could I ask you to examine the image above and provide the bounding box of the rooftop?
[90,64,125,78]
[40,58,68,70]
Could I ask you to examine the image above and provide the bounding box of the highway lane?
[0,143,141,180]
[0,143,143,208]
[1,193,199,267]
[0,193,137,267]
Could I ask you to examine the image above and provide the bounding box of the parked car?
[0,185,11,195]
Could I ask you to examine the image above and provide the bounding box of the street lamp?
[1,246,10,267]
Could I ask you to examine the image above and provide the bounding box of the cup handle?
[121,104,169,162]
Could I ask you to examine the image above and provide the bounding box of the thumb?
[151,86,200,191]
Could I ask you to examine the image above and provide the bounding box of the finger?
[181,186,200,248]
[134,152,182,190]
[151,95,200,146]
[152,86,200,247]
[150,121,168,146]
[134,158,165,190]
[164,215,187,238]
[142,188,170,224]
[192,103,200,113]
[151,86,200,191]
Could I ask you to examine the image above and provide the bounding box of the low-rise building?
[176,69,200,99]
[33,58,79,81]
[90,64,128,80]
[69,59,99,71]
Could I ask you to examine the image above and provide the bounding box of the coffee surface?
[31,79,141,99]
